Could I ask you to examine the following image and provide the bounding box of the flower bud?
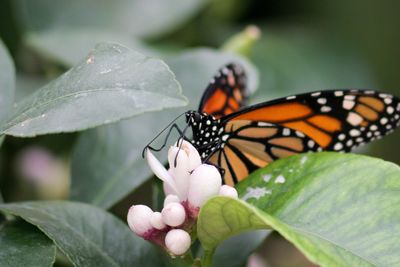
[188,164,222,208]
[161,202,186,227]
[219,185,238,198]
[150,212,167,230]
[164,194,180,207]
[127,205,153,236]
[165,229,191,256]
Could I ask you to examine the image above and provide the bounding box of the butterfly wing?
[198,63,249,119]
[207,120,320,186]
[206,89,400,185]
[222,90,400,152]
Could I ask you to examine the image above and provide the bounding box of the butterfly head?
[185,111,224,159]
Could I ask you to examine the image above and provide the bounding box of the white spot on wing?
[343,100,355,110]
[334,143,343,151]
[321,106,331,112]
[334,91,344,97]
[347,112,363,126]
[282,128,291,136]
[311,92,321,97]
[349,129,361,136]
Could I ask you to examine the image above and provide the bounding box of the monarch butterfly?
[148,63,400,186]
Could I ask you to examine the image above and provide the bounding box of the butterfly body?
[185,111,224,159]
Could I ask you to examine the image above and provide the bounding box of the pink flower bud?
[150,212,167,230]
[188,164,222,208]
[161,202,186,227]
[165,229,191,256]
[127,205,153,236]
[219,185,238,198]
[164,194,180,207]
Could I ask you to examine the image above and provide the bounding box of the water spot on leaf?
[274,175,286,184]
[100,69,112,74]
[300,156,308,165]
[263,174,272,183]
[242,187,271,201]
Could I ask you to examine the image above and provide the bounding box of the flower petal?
[145,149,178,194]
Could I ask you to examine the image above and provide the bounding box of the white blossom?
[165,229,191,256]
[164,194,180,207]
[150,212,166,230]
[219,185,238,198]
[188,164,222,208]
[127,205,153,236]
[162,202,186,227]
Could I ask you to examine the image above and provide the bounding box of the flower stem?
[201,249,215,267]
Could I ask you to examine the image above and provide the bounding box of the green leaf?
[0,220,56,267]
[0,39,15,123]
[0,201,162,267]
[0,43,187,137]
[14,0,206,39]
[198,153,400,266]
[25,29,160,67]
[71,48,258,209]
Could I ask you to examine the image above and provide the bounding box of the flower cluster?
[127,139,238,256]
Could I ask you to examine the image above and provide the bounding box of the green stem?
[201,249,215,267]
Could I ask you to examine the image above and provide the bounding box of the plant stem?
[201,249,215,267]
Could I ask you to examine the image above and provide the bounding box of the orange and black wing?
[207,120,320,186]
[206,89,400,185]
[198,63,248,119]
[222,89,400,152]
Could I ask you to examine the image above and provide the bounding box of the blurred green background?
[0,1,399,266]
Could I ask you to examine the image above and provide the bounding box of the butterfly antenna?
[142,112,187,157]
[174,123,190,167]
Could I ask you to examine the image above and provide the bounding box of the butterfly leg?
[142,123,186,157]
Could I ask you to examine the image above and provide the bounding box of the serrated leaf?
[198,153,400,266]
[14,0,206,39]
[71,48,259,209]
[0,43,187,137]
[0,39,15,123]
[0,220,56,267]
[0,201,162,267]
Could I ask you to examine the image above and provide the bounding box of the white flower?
[150,212,166,230]
[127,205,153,236]
[164,194,180,207]
[145,140,202,200]
[168,139,202,200]
[165,229,191,256]
[187,164,222,208]
[219,185,238,198]
[145,149,179,195]
[162,202,186,227]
